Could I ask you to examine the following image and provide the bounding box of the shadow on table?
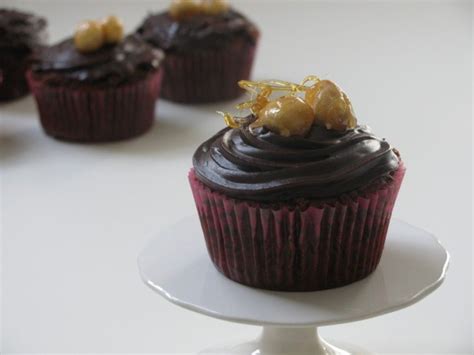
[0,95,36,117]
[0,97,240,160]
[91,114,202,157]
[0,131,32,165]
[90,98,240,156]
[0,96,37,165]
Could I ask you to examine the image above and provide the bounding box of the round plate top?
[137,216,449,327]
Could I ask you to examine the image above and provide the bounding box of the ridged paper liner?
[189,165,405,291]
[0,49,31,101]
[161,38,258,103]
[27,69,163,142]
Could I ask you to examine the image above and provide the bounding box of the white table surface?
[1,0,472,354]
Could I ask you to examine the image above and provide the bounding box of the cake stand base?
[199,326,372,355]
[138,216,449,355]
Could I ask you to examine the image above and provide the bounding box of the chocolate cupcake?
[189,76,405,291]
[137,0,259,103]
[0,8,47,101]
[28,17,164,142]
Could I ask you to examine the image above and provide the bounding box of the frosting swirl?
[193,122,400,201]
[0,9,47,49]
[136,9,259,52]
[31,34,164,85]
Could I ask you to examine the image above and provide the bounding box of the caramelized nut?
[101,15,124,44]
[251,96,315,137]
[169,0,201,19]
[201,0,229,15]
[305,80,357,131]
[74,20,104,53]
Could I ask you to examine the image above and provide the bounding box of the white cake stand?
[138,216,449,355]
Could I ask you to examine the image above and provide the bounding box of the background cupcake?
[137,0,259,103]
[0,8,47,102]
[28,16,164,142]
[189,76,405,291]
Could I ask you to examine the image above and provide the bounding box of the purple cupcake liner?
[189,165,405,291]
[27,69,163,142]
[161,38,258,103]
[0,49,31,102]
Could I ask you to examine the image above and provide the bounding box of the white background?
[1,0,472,354]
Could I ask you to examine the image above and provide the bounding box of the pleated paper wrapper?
[0,50,31,101]
[189,165,405,291]
[160,38,258,103]
[27,69,163,142]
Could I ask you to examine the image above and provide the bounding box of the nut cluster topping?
[74,15,124,53]
[169,0,229,20]
[220,76,358,137]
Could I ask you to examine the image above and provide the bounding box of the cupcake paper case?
[137,1,259,103]
[0,9,47,101]
[189,77,405,291]
[28,32,164,142]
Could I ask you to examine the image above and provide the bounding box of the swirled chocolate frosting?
[193,123,400,201]
[31,34,164,85]
[0,8,47,49]
[136,9,259,52]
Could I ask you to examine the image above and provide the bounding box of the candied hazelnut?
[101,15,124,44]
[169,0,201,19]
[251,96,315,137]
[74,20,104,53]
[201,0,229,15]
[305,80,357,131]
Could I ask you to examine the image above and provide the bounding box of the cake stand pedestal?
[138,216,449,355]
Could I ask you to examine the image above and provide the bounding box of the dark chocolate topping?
[193,122,400,201]
[0,8,47,49]
[136,9,258,52]
[31,34,164,85]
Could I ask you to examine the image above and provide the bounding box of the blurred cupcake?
[0,8,47,101]
[28,16,164,142]
[137,0,259,103]
[189,76,405,291]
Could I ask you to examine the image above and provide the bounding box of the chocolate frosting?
[136,9,259,52]
[31,34,164,85]
[193,122,400,202]
[0,8,47,49]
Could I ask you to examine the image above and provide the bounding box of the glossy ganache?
[0,9,47,49]
[31,34,164,85]
[136,9,258,52]
[193,122,400,202]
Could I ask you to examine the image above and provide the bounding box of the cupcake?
[0,8,47,101]
[137,0,259,103]
[189,76,405,291]
[28,16,164,142]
